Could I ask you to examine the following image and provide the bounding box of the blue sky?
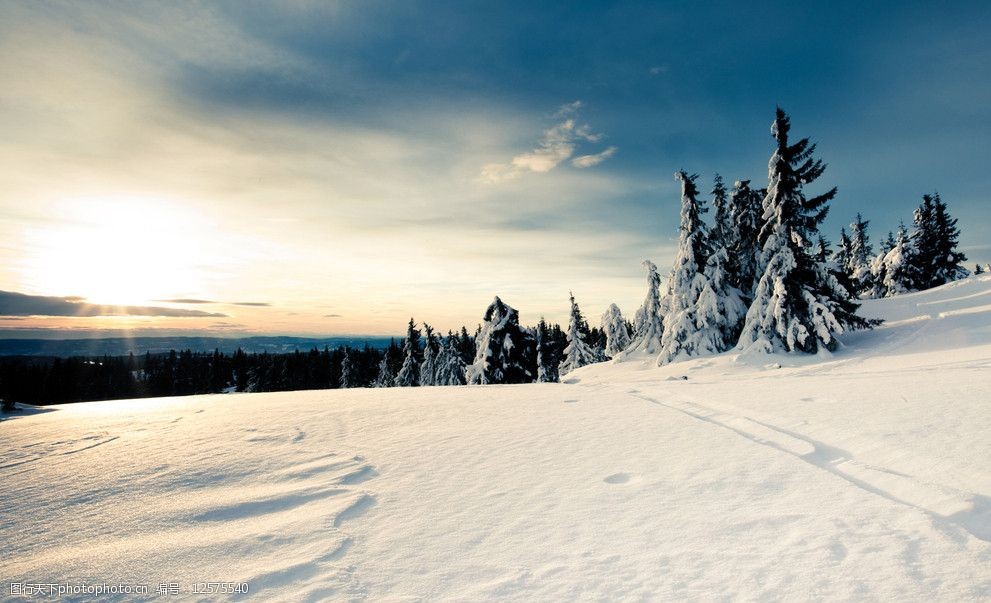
[1,1,988,336]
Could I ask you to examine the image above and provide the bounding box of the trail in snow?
[629,392,990,543]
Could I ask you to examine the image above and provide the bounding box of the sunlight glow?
[21,196,207,305]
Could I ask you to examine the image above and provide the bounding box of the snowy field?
[3,277,991,601]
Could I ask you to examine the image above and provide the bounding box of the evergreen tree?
[535,318,560,382]
[727,179,764,297]
[813,235,831,263]
[434,333,467,386]
[394,318,421,387]
[878,223,918,297]
[466,297,536,384]
[847,213,874,295]
[690,246,748,357]
[909,193,968,289]
[559,292,601,375]
[738,108,869,354]
[974,264,983,275]
[339,348,354,389]
[419,323,438,386]
[619,259,665,358]
[657,171,728,364]
[600,304,630,357]
[709,174,731,252]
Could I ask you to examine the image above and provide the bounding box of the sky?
[1,0,989,338]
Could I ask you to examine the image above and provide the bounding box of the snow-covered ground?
[4,276,991,601]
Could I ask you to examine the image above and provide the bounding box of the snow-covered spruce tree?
[433,332,467,386]
[709,174,731,251]
[737,108,869,354]
[419,323,437,386]
[727,179,763,297]
[977,264,985,275]
[339,348,354,388]
[600,304,630,357]
[878,223,918,297]
[847,214,874,296]
[394,318,421,387]
[535,318,560,382]
[465,297,536,384]
[559,292,601,375]
[693,246,748,355]
[372,353,395,388]
[619,260,665,358]
[657,171,714,364]
[909,192,968,289]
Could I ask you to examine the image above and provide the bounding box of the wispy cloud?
[572,146,618,168]
[480,102,617,183]
[0,291,228,318]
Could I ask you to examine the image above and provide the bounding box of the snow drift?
[3,276,991,600]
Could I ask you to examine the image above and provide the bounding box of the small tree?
[878,223,917,297]
[419,323,438,386]
[339,348,355,388]
[909,193,968,289]
[600,304,630,357]
[372,353,395,388]
[847,213,874,295]
[559,292,601,375]
[535,318,560,382]
[619,260,665,358]
[394,318,421,387]
[466,297,536,384]
[727,179,764,297]
[434,333,467,386]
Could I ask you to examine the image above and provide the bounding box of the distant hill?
[0,336,396,357]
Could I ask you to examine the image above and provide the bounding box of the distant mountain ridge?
[0,336,396,357]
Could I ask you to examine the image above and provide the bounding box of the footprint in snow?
[604,472,633,484]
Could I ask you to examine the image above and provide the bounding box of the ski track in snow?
[629,392,991,543]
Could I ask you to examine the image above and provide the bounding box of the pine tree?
[709,174,731,251]
[847,213,874,295]
[619,260,665,359]
[559,292,600,375]
[878,223,918,297]
[535,318,560,382]
[928,193,968,286]
[657,171,722,364]
[394,318,421,387]
[339,348,354,388]
[690,247,748,357]
[909,193,967,289]
[600,304,630,357]
[465,297,536,384]
[372,353,395,388]
[727,179,763,297]
[737,108,869,354]
[434,333,467,386]
[419,323,438,386]
[975,264,984,275]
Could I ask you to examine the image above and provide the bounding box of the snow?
[4,276,991,600]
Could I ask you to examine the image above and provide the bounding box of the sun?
[21,196,207,306]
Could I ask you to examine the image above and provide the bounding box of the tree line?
[0,108,975,409]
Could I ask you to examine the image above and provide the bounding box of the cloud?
[572,146,618,168]
[157,298,216,304]
[480,102,616,183]
[324,313,342,318]
[0,291,228,318]
[156,299,271,307]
